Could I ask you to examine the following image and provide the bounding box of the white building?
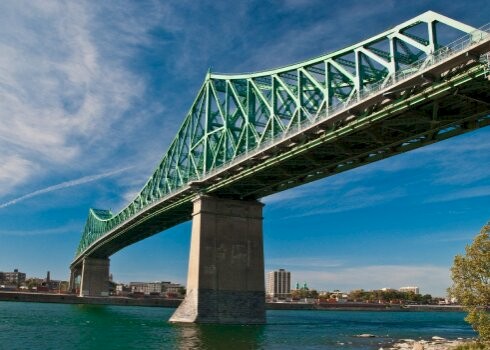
[130,281,170,295]
[266,269,291,299]
[399,286,420,294]
[128,281,184,296]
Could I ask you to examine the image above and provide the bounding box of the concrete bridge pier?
[76,257,110,297]
[68,268,80,294]
[170,195,266,324]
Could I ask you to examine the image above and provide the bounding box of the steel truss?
[74,11,490,261]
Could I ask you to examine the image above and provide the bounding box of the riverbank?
[268,301,405,311]
[270,302,465,312]
[383,337,482,349]
[0,291,465,312]
[0,291,181,307]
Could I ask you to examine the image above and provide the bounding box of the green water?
[0,302,476,349]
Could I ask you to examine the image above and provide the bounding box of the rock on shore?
[379,336,476,350]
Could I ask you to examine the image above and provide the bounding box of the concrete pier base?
[79,257,110,297]
[170,195,265,324]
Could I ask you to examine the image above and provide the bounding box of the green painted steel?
[75,11,490,259]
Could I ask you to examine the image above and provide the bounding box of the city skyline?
[0,1,489,297]
[0,266,424,296]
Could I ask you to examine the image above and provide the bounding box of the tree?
[59,281,69,293]
[449,223,490,340]
[26,279,38,291]
[421,294,433,305]
[349,289,367,301]
[291,288,318,299]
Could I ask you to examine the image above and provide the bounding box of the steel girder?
[74,11,489,260]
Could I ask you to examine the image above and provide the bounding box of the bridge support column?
[170,195,265,324]
[79,257,110,297]
[69,267,81,294]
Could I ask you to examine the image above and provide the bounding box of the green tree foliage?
[59,281,69,293]
[449,223,490,340]
[291,288,319,299]
[26,279,38,290]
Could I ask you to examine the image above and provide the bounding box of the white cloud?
[0,167,132,209]
[413,130,490,185]
[418,230,477,243]
[0,223,80,236]
[267,256,345,269]
[427,185,490,203]
[274,186,405,217]
[0,156,38,196]
[0,1,161,199]
[263,181,329,205]
[281,264,451,296]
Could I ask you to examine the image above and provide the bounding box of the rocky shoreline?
[380,336,479,349]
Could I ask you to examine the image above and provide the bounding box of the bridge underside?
[207,70,490,200]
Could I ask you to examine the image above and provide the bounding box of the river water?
[0,301,476,349]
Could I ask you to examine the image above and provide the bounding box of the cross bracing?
[74,11,490,262]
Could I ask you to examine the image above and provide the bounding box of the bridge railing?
[196,23,490,184]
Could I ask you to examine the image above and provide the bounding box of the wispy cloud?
[418,230,477,243]
[0,223,81,236]
[301,187,405,216]
[0,1,169,200]
[282,264,451,296]
[263,181,330,205]
[427,185,490,203]
[0,167,132,209]
[267,257,345,269]
[0,156,38,197]
[413,131,490,185]
[269,186,406,218]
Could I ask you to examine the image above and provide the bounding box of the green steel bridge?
[72,11,490,270]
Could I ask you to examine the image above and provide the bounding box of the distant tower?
[266,269,291,299]
[46,271,50,283]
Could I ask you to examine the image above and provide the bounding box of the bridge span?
[70,11,490,324]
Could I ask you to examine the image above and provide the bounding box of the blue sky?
[0,0,489,297]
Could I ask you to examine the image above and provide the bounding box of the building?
[129,281,183,296]
[399,286,420,294]
[0,269,26,285]
[164,283,184,298]
[115,284,131,296]
[266,269,291,299]
[129,282,163,295]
